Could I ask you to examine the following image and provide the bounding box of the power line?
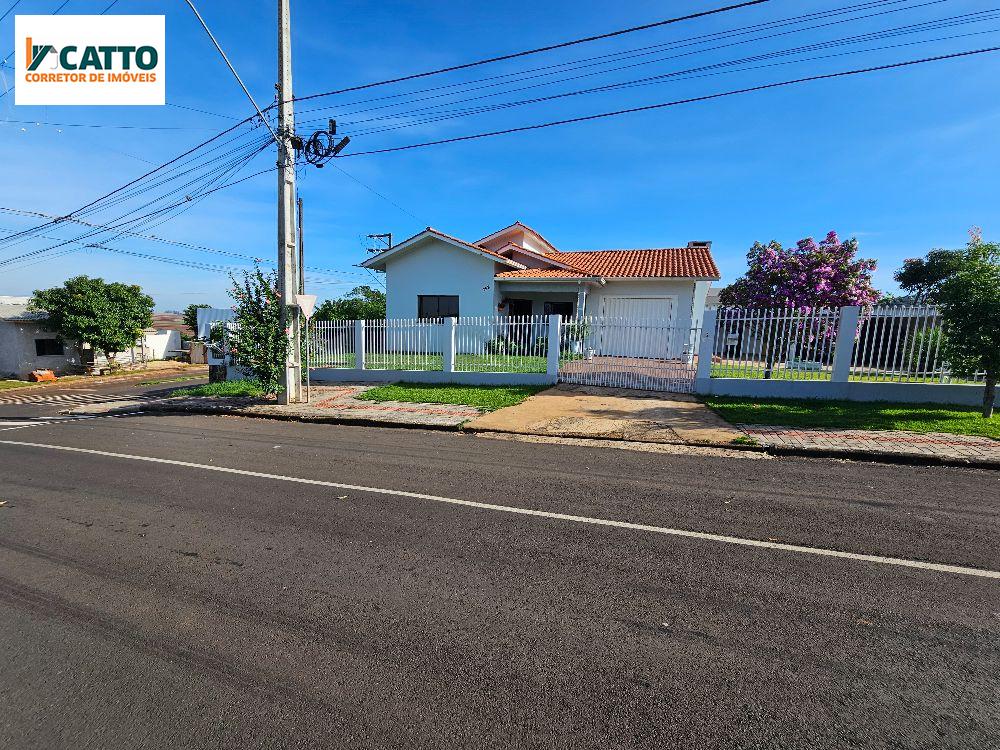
[0,146,274,267]
[181,0,279,143]
[339,14,1000,138]
[291,0,772,104]
[0,1,22,24]
[0,205,373,279]
[1,118,221,131]
[328,162,427,224]
[0,114,264,246]
[296,0,931,124]
[337,45,1000,157]
[316,1,976,133]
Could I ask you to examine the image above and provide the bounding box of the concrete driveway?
[467,383,742,445]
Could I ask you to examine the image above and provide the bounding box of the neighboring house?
[0,296,80,378]
[360,222,720,332]
[0,296,185,379]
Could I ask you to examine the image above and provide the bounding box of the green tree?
[182,303,211,339]
[314,285,386,321]
[225,266,289,395]
[30,275,153,368]
[936,237,1000,418]
[893,248,966,304]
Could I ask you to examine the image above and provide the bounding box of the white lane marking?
[0,414,137,431]
[0,438,996,580]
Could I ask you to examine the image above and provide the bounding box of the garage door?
[599,297,676,357]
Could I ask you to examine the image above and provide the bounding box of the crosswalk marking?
[0,392,153,406]
[0,415,106,431]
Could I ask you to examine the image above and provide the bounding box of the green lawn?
[0,380,32,391]
[140,375,205,386]
[709,364,981,384]
[357,382,547,411]
[172,380,267,398]
[704,396,999,440]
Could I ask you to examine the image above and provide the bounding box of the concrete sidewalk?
[466,384,743,445]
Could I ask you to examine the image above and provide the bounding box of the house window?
[35,338,64,356]
[418,295,459,319]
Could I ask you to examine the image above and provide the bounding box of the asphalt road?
[0,381,997,749]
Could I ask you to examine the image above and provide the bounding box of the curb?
[84,401,467,433]
[461,424,999,469]
[73,400,999,470]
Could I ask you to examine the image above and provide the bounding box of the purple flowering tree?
[720,232,880,310]
[719,232,880,377]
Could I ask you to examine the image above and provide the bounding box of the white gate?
[558,316,701,392]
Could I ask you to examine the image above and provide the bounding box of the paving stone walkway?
[741,425,1000,462]
[68,384,480,427]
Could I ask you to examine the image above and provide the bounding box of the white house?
[360,222,720,332]
[0,296,80,378]
[0,295,185,379]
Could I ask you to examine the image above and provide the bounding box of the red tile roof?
[495,268,594,279]
[545,248,720,279]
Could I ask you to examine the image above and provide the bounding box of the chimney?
[687,240,712,249]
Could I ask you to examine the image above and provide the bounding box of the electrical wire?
[336,45,1000,157]
[0,1,22,24]
[338,14,1000,138]
[291,1,772,104]
[296,0,937,123]
[181,0,279,143]
[1,118,222,131]
[0,140,274,267]
[310,2,978,132]
[0,206,369,278]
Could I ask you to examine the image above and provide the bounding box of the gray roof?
[0,296,47,322]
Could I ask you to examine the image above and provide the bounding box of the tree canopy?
[182,303,211,338]
[893,248,966,304]
[30,275,153,365]
[314,286,386,321]
[719,232,879,310]
[936,236,1000,417]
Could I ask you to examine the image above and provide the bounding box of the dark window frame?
[34,338,65,356]
[418,295,460,320]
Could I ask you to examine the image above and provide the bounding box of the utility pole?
[277,0,302,403]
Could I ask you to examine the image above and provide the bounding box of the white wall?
[143,329,182,359]
[0,321,80,378]
[384,237,499,319]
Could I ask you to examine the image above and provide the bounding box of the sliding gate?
[557,317,701,393]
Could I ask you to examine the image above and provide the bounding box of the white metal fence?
[308,319,354,368]
[708,305,987,383]
[454,315,549,373]
[850,305,983,383]
[712,307,841,380]
[306,315,702,391]
[558,316,701,392]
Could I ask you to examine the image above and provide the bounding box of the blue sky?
[1,0,998,310]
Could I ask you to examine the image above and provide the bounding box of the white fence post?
[443,317,456,373]
[696,307,717,380]
[831,306,860,382]
[354,319,366,371]
[546,314,561,379]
